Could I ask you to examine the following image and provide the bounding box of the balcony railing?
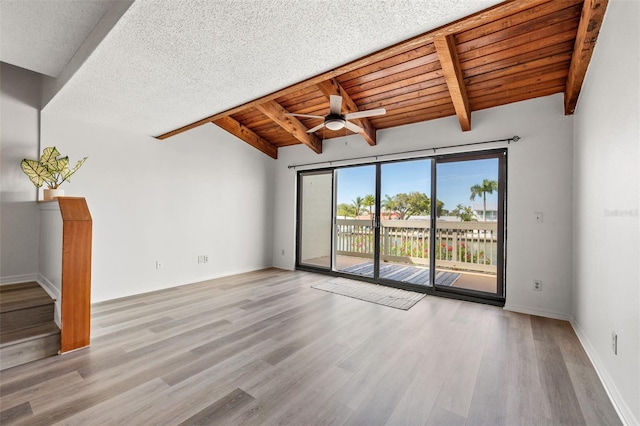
[336,219,498,274]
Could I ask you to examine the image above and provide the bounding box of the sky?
[336,157,499,212]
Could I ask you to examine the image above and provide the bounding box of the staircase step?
[0,321,60,346]
[1,282,56,333]
[0,283,60,370]
[1,303,55,333]
[0,322,60,370]
[0,282,55,313]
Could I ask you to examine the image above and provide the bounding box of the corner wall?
[0,63,42,282]
[39,113,275,302]
[272,94,574,319]
[572,1,640,424]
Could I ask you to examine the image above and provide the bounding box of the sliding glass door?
[297,171,333,269]
[334,165,377,278]
[296,149,506,303]
[378,159,433,286]
[435,152,504,298]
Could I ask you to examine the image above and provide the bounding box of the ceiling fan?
[287,95,386,134]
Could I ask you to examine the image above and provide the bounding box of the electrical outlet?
[156,260,163,270]
[198,255,209,264]
[611,331,617,355]
[533,280,542,291]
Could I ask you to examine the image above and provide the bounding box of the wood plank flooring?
[0,268,621,425]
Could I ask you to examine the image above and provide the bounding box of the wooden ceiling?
[157,0,607,159]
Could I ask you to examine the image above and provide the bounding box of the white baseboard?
[503,303,572,321]
[36,274,60,301]
[0,273,39,285]
[570,318,637,426]
[200,265,275,283]
[271,262,295,271]
[36,275,62,328]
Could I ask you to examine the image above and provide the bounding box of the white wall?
[273,94,575,319]
[572,1,640,424]
[38,202,63,325]
[0,63,42,282]
[39,113,275,302]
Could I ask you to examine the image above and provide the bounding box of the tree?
[392,193,414,220]
[337,203,356,217]
[381,192,445,219]
[452,204,476,221]
[381,192,424,219]
[470,178,498,221]
[351,196,364,217]
[381,194,397,216]
[363,194,375,218]
[434,199,445,218]
[405,192,430,217]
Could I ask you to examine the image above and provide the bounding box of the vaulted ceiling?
[158,0,608,159]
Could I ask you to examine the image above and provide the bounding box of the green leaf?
[54,156,69,174]
[60,157,87,183]
[21,159,55,188]
[39,146,61,170]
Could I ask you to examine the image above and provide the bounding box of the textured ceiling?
[22,0,502,136]
[0,0,114,77]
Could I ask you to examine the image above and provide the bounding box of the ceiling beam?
[564,0,608,115]
[434,34,471,131]
[155,0,552,140]
[255,100,323,154]
[317,78,377,146]
[213,116,278,159]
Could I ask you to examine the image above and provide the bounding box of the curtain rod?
[287,135,520,169]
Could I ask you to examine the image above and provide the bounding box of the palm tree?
[470,178,498,221]
[363,194,375,219]
[452,204,476,221]
[381,194,396,218]
[352,196,364,217]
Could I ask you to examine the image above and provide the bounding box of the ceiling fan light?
[325,118,345,131]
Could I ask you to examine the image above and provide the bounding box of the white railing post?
[451,229,458,262]
[335,219,497,274]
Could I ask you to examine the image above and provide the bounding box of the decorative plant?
[20,146,87,189]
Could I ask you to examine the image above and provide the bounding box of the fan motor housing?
[325,113,346,130]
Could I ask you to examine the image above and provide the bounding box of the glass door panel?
[379,159,432,286]
[435,156,501,294]
[334,165,376,277]
[298,171,333,269]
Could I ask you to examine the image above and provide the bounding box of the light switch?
[535,212,543,223]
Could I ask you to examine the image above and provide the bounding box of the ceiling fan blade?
[344,121,363,133]
[286,113,324,119]
[344,108,386,120]
[306,122,326,133]
[329,95,342,115]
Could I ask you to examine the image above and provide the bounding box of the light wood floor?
[0,268,621,425]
